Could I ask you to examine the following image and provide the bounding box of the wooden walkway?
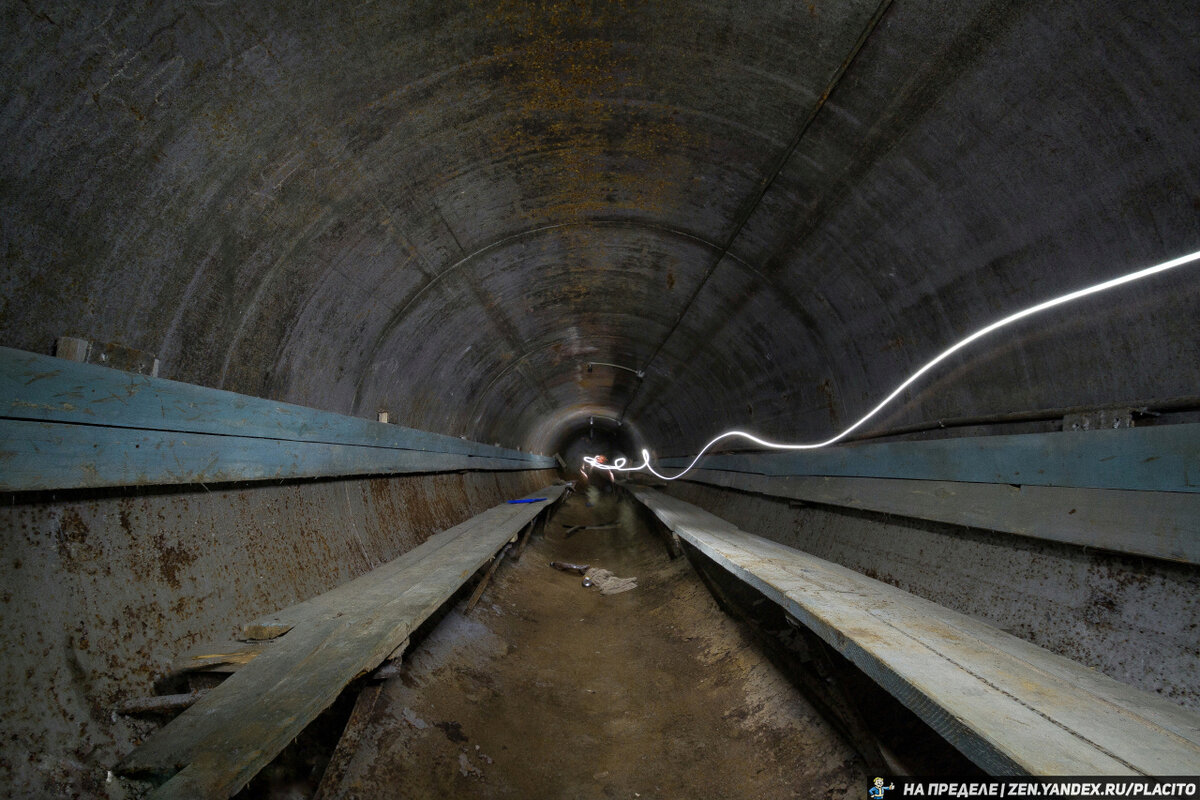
[631,487,1200,775]
[117,485,566,798]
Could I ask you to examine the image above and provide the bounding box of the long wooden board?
[678,469,1200,564]
[0,346,552,491]
[116,485,565,798]
[0,419,541,491]
[657,423,1200,493]
[631,487,1200,775]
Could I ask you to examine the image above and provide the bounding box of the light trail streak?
[584,248,1200,481]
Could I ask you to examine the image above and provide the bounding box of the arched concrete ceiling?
[2,1,1197,455]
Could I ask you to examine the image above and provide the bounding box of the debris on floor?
[549,560,589,575]
[563,521,619,538]
[326,488,868,798]
[582,567,637,595]
[550,560,637,594]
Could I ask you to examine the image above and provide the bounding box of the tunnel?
[1,1,1199,797]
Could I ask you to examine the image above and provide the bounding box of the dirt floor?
[321,486,869,799]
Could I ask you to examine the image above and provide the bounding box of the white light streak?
[584,248,1200,481]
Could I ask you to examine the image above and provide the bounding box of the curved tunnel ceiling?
[2,2,1198,457]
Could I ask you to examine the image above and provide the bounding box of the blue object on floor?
[508,498,547,504]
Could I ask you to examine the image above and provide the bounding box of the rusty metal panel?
[0,469,555,797]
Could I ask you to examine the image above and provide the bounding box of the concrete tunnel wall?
[1,1,1198,795]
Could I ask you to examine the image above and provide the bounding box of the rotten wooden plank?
[117,691,209,716]
[170,640,275,675]
[631,487,1200,775]
[678,470,1200,565]
[115,486,564,799]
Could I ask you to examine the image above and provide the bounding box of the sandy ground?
[325,487,868,799]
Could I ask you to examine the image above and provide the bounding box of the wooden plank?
[0,345,553,491]
[116,486,564,798]
[631,487,1200,776]
[0,346,537,460]
[657,423,1200,493]
[0,419,545,491]
[679,470,1200,565]
[239,494,534,637]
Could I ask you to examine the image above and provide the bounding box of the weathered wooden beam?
[117,691,209,716]
[0,346,553,491]
[658,423,1200,493]
[464,545,510,613]
[631,487,1200,776]
[312,684,383,800]
[1,419,545,491]
[510,520,535,562]
[678,470,1200,565]
[116,485,565,799]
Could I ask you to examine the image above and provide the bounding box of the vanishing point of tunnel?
[1,1,1198,798]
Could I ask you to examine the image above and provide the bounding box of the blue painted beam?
[0,346,553,491]
[0,421,542,491]
[658,424,1200,493]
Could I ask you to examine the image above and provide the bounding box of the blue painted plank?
[0,346,553,490]
[0,420,545,491]
[0,346,542,462]
[677,470,1200,564]
[658,424,1200,493]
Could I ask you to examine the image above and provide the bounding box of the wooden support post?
[514,519,537,562]
[805,630,891,772]
[465,546,510,614]
[312,684,383,800]
[370,638,410,681]
[668,531,685,559]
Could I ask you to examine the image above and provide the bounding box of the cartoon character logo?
[869,777,895,798]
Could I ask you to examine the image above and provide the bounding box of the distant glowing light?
[583,248,1200,481]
